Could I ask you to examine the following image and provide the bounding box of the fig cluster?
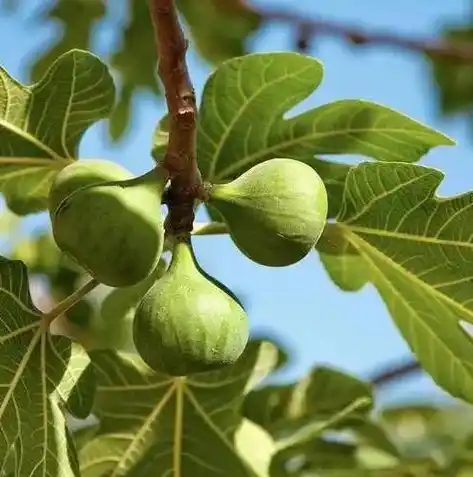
[47,156,328,376]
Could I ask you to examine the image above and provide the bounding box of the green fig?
[133,239,249,376]
[208,158,328,267]
[48,159,166,287]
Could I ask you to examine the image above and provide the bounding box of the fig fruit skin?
[208,158,328,267]
[48,160,166,288]
[133,240,249,376]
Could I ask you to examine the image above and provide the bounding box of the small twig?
[249,4,473,62]
[148,0,200,235]
[41,278,99,328]
[369,358,421,388]
[191,222,228,236]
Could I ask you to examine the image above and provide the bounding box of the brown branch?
[247,3,473,62]
[148,0,201,234]
[369,357,421,388]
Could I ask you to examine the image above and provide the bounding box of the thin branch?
[369,358,421,388]
[249,4,473,61]
[148,0,200,234]
[41,278,99,328]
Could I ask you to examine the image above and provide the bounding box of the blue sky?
[0,0,472,404]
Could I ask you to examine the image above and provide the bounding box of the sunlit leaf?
[317,161,473,404]
[194,52,453,185]
[0,49,115,214]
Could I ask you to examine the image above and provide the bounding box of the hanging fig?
[207,158,328,266]
[48,159,167,287]
[133,238,249,376]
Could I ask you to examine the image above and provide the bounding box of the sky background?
[0,0,472,406]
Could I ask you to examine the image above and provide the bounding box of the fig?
[208,158,328,266]
[133,238,249,376]
[48,159,166,287]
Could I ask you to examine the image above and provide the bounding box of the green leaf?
[291,439,359,471]
[347,418,400,459]
[0,256,93,475]
[176,0,261,64]
[378,404,473,462]
[429,26,473,116]
[243,365,373,435]
[72,421,100,452]
[0,49,115,214]
[317,161,473,404]
[78,340,279,476]
[28,0,106,82]
[270,397,372,477]
[195,52,453,184]
[109,0,161,141]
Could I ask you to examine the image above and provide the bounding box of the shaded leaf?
[108,0,160,141]
[72,421,100,452]
[348,418,400,459]
[0,256,93,475]
[194,52,453,185]
[270,397,372,477]
[177,0,261,64]
[78,340,279,476]
[243,365,373,435]
[29,0,106,82]
[378,404,473,462]
[429,26,473,116]
[0,49,115,214]
[317,161,473,404]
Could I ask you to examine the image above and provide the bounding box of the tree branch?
[369,357,421,388]
[148,0,200,234]
[250,4,473,61]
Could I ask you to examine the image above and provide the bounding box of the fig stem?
[41,278,100,328]
[192,222,228,236]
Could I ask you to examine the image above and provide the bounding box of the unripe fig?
[208,158,328,267]
[133,239,249,376]
[48,159,166,287]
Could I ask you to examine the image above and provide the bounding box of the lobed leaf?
[318,161,473,404]
[194,52,453,184]
[0,49,115,214]
[78,340,279,476]
[243,365,373,435]
[28,0,106,84]
[0,256,94,475]
[176,0,261,65]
